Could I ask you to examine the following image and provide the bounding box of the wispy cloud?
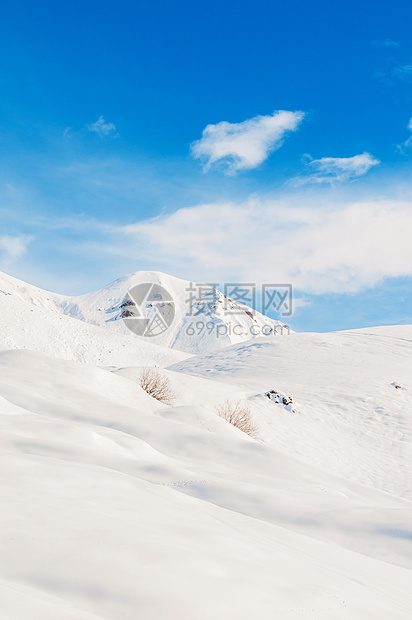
[0,234,33,259]
[392,64,412,81]
[191,110,305,175]
[371,39,400,48]
[86,116,117,138]
[291,153,380,185]
[372,69,391,84]
[397,116,412,151]
[105,197,412,295]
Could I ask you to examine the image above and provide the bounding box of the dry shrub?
[139,367,176,405]
[215,399,258,438]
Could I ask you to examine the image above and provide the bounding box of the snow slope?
[0,269,411,618]
[170,326,412,499]
[0,348,411,619]
[0,271,189,367]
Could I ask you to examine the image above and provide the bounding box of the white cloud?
[86,116,117,138]
[292,153,380,185]
[0,235,33,259]
[191,110,305,174]
[109,197,412,295]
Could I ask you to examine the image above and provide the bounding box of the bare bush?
[139,367,176,406]
[215,399,258,438]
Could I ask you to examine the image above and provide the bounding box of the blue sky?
[1,0,412,331]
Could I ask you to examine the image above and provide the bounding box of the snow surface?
[0,270,411,619]
[170,327,412,499]
[0,271,188,367]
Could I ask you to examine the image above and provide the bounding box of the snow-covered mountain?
[0,269,288,357]
[0,268,411,619]
[0,271,188,367]
[60,270,289,354]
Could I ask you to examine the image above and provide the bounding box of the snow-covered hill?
[0,271,188,367]
[60,270,288,354]
[0,269,411,619]
[1,342,412,619]
[0,269,287,357]
[170,326,412,499]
